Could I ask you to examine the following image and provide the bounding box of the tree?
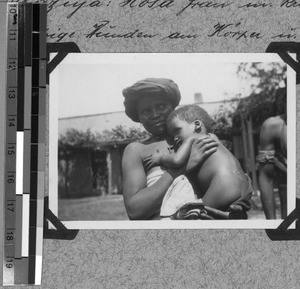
[236,62,286,95]
[210,100,240,150]
[100,125,150,143]
[233,62,287,130]
[211,101,237,138]
[209,62,287,146]
[58,128,99,149]
[58,125,151,151]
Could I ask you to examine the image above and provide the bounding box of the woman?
[122,78,251,220]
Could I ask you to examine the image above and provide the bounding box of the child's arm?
[143,150,164,171]
[143,135,198,171]
[162,135,198,168]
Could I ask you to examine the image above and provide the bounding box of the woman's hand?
[186,135,219,173]
[165,135,218,179]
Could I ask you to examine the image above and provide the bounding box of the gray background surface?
[1,0,300,288]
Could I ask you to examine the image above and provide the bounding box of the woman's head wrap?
[122,78,181,122]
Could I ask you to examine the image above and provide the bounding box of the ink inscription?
[46,0,299,43]
[85,21,158,39]
[208,23,263,41]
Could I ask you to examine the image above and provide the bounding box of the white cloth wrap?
[146,169,202,217]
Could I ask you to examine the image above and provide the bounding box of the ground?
[59,194,129,221]
[58,193,283,221]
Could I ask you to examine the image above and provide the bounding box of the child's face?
[167,117,195,146]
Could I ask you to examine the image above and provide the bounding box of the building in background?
[58,88,286,199]
[58,112,141,198]
[58,95,239,199]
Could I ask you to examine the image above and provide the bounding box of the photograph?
[49,53,296,229]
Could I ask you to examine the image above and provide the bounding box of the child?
[143,105,252,211]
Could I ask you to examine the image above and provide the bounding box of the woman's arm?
[122,142,180,220]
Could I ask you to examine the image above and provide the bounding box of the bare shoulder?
[260,116,285,145]
[123,142,144,159]
[261,116,284,131]
[124,141,144,152]
[122,142,146,176]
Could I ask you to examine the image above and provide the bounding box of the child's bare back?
[143,104,251,211]
[190,136,248,210]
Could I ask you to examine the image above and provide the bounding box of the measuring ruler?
[3,2,47,286]
[4,3,19,285]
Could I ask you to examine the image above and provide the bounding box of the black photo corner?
[44,41,300,241]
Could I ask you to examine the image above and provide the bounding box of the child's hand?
[143,150,163,171]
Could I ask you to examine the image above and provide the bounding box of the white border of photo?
[49,53,296,230]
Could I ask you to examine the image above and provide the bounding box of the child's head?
[166,105,214,143]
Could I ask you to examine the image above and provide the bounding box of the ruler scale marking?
[35,6,47,285]
[21,1,33,264]
[29,3,43,285]
[14,4,25,285]
[3,3,19,285]
[4,3,46,286]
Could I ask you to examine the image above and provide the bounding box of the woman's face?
[136,94,174,137]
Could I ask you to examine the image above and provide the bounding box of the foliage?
[236,62,286,95]
[233,62,287,129]
[210,62,286,137]
[211,100,238,139]
[58,129,100,149]
[232,87,286,130]
[101,125,150,142]
[58,125,151,150]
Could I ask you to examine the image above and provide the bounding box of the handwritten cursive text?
[177,0,232,16]
[208,22,263,40]
[119,0,174,9]
[86,20,158,39]
[47,28,76,42]
[238,1,273,8]
[47,0,108,18]
[162,31,198,40]
[271,27,298,39]
[280,0,300,7]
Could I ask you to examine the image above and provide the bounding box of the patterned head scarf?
[122,78,181,122]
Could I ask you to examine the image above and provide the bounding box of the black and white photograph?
[49,53,296,229]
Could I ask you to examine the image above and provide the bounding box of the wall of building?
[107,147,124,195]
